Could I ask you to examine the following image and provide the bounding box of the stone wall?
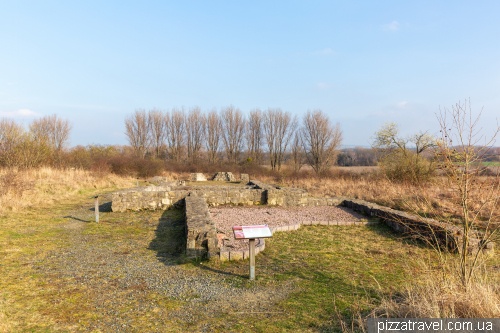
[111,177,493,259]
[111,184,266,212]
[240,173,249,184]
[190,173,207,181]
[147,176,169,184]
[211,172,236,182]
[342,199,493,253]
[184,196,218,258]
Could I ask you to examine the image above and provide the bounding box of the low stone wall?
[111,184,266,212]
[211,172,236,182]
[342,199,493,253]
[147,176,169,183]
[111,177,493,259]
[241,173,249,184]
[184,196,218,258]
[190,173,207,181]
[113,179,345,212]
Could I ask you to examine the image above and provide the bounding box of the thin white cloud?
[313,48,338,56]
[0,109,41,118]
[315,82,330,90]
[7,83,13,85]
[396,101,408,108]
[383,21,400,31]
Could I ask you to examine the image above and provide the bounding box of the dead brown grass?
[0,167,134,214]
[376,262,500,318]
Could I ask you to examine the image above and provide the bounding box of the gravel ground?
[211,206,365,250]
[32,194,296,332]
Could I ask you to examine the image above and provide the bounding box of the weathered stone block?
[241,173,249,183]
[230,251,243,261]
[220,251,230,261]
[211,172,237,182]
[190,173,207,181]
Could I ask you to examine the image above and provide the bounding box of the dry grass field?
[1,166,500,331]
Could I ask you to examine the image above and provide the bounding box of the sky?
[1,0,499,147]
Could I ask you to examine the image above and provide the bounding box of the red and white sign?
[233,225,273,239]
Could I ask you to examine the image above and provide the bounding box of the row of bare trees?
[0,115,72,168]
[124,106,343,173]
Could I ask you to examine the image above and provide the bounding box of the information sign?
[232,225,273,280]
[232,225,273,239]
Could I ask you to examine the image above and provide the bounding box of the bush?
[380,150,435,184]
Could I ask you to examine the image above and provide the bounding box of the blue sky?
[1,0,499,147]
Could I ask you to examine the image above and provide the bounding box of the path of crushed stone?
[33,193,295,332]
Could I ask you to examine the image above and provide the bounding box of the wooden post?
[95,196,99,223]
[249,238,255,280]
[137,178,139,187]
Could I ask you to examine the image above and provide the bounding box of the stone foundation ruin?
[211,172,236,182]
[189,173,207,182]
[111,174,494,260]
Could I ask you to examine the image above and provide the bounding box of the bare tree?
[148,108,166,158]
[0,119,51,168]
[0,119,24,167]
[291,132,304,172]
[434,100,500,288]
[186,107,206,163]
[220,106,246,164]
[246,109,263,163]
[30,114,72,151]
[125,109,151,158]
[301,110,343,174]
[205,109,222,164]
[165,108,185,162]
[263,108,298,171]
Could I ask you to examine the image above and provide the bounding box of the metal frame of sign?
[232,225,273,239]
[232,225,273,280]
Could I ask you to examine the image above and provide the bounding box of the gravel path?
[211,206,365,250]
[33,194,296,332]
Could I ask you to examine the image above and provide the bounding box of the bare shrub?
[133,159,164,178]
[0,119,25,167]
[125,109,151,158]
[372,122,436,183]
[263,108,298,171]
[433,100,500,288]
[220,106,245,164]
[14,132,52,169]
[0,169,31,197]
[301,110,343,174]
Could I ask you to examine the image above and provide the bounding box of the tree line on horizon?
[124,106,345,174]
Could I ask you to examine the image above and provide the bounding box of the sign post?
[233,225,273,280]
[89,194,101,223]
[249,238,256,280]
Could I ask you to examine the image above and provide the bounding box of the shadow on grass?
[88,201,113,213]
[196,263,247,279]
[63,215,91,223]
[365,222,431,251]
[148,208,186,264]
